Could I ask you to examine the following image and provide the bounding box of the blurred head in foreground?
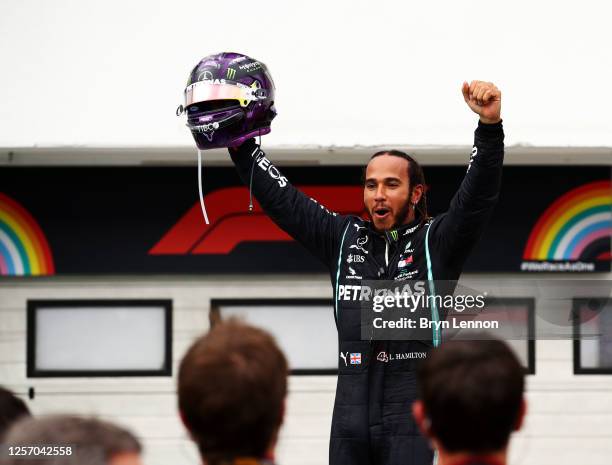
[413,337,526,465]
[178,319,288,465]
[0,386,31,441]
[3,415,142,465]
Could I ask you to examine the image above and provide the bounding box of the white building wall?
[0,0,611,148]
[2,275,612,465]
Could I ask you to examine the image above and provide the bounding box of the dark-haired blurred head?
[0,386,31,441]
[413,337,526,456]
[178,319,288,465]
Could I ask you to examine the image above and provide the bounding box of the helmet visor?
[185,81,265,108]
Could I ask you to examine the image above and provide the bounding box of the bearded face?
[364,154,420,231]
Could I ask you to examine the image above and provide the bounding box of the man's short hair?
[178,319,288,464]
[0,387,31,441]
[3,415,141,465]
[417,337,524,453]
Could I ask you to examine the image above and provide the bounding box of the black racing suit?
[228,121,504,465]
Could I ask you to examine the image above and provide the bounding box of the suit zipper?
[385,239,389,267]
[385,239,402,280]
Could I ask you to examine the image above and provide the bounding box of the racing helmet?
[179,52,277,149]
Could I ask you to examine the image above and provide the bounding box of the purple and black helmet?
[179,52,277,149]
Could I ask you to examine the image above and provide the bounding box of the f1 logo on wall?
[150,186,365,255]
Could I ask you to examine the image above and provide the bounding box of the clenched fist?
[462,80,501,124]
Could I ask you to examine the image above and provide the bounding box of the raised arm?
[228,139,348,267]
[430,81,504,265]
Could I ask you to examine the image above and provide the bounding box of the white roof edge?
[1,145,611,166]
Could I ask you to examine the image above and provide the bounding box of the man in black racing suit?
[228,81,504,465]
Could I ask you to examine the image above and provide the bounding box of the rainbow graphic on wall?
[0,193,54,276]
[523,181,612,262]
